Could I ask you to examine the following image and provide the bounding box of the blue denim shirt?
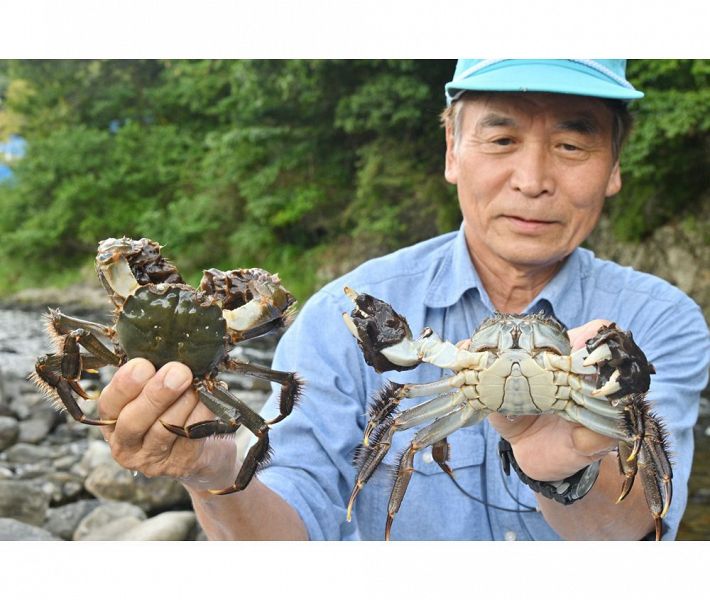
[256,226,709,540]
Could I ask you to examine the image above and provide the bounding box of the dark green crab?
[33,237,302,495]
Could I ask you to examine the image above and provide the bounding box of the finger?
[99,358,156,420]
[571,425,617,457]
[112,362,194,450]
[567,319,611,350]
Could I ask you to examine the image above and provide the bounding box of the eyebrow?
[553,114,601,136]
[476,111,603,136]
[478,113,517,129]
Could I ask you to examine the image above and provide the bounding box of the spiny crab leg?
[223,359,303,426]
[384,405,485,540]
[347,389,467,523]
[361,375,467,446]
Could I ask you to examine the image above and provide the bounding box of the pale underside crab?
[33,237,302,495]
[342,287,672,541]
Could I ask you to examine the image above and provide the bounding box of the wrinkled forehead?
[460,92,614,133]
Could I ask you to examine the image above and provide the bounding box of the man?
[98,59,709,540]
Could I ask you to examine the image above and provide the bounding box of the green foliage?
[611,59,709,240]
[0,59,706,302]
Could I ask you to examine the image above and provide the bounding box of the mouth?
[503,215,559,232]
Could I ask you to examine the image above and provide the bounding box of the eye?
[493,137,514,146]
[560,143,580,152]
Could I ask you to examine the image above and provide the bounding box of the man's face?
[445,93,622,270]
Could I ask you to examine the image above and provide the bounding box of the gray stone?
[84,461,190,512]
[8,387,46,420]
[114,511,197,541]
[0,480,51,525]
[44,499,101,540]
[14,462,53,480]
[79,515,145,540]
[18,406,59,444]
[73,501,147,541]
[76,439,115,475]
[0,416,19,451]
[53,453,80,471]
[3,442,58,463]
[0,517,62,540]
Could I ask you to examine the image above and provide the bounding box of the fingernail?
[164,364,190,391]
[128,360,154,384]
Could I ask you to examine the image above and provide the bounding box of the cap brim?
[445,61,643,103]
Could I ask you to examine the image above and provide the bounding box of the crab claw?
[583,343,612,367]
[203,268,297,341]
[591,369,622,398]
[585,324,656,400]
[342,288,419,373]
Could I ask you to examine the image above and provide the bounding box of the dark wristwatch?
[498,438,600,505]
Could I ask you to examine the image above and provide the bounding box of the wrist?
[180,438,241,493]
[498,438,600,505]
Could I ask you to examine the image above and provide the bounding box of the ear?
[605,161,622,197]
[444,122,459,184]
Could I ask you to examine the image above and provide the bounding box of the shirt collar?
[525,249,586,328]
[424,224,484,309]
[424,223,587,327]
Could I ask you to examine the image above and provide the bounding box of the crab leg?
[223,359,303,425]
[45,309,114,341]
[347,389,467,521]
[385,405,485,540]
[564,391,671,540]
[193,385,272,496]
[160,382,242,439]
[431,438,454,476]
[361,375,468,446]
[33,316,123,426]
[33,350,118,426]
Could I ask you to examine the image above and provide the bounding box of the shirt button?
[504,530,517,541]
[422,451,434,464]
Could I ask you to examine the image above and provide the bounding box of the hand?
[488,319,617,481]
[98,358,239,491]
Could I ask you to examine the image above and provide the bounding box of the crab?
[341,287,672,540]
[32,237,302,495]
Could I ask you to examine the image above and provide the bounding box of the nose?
[509,143,554,198]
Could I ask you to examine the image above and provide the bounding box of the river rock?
[73,501,147,541]
[3,442,59,463]
[84,461,190,512]
[18,406,60,444]
[113,511,197,541]
[0,480,51,525]
[8,384,46,420]
[0,517,61,540]
[79,515,146,540]
[0,416,19,451]
[44,499,101,540]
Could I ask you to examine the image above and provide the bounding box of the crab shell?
[95,237,296,376]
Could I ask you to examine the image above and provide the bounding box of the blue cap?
[445,59,643,105]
